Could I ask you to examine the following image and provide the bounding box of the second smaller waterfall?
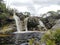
[39,20,47,30]
[24,17,29,31]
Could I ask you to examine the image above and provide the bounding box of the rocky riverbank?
[0,31,45,45]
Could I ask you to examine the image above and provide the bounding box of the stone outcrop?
[52,19,60,30]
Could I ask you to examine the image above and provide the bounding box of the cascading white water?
[13,13,23,32]
[24,17,29,31]
[13,11,47,32]
[13,12,29,32]
[39,20,47,30]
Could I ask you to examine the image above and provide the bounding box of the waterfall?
[39,20,47,30]
[13,12,22,32]
[24,17,29,31]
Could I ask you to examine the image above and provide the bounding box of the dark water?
[0,32,44,45]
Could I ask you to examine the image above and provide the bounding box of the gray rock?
[52,19,60,30]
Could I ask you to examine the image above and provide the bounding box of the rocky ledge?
[0,31,45,45]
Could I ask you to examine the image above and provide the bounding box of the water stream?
[13,12,22,32]
[39,20,47,30]
[13,12,46,45]
[24,17,29,31]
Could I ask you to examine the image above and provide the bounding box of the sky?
[3,0,60,16]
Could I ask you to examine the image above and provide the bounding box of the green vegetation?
[41,29,60,45]
[0,0,60,45]
[27,17,39,30]
[29,38,40,45]
[0,0,60,30]
[0,0,13,27]
[41,10,60,29]
[29,38,35,45]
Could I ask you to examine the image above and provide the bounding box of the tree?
[23,12,30,17]
[41,11,60,29]
[0,0,14,27]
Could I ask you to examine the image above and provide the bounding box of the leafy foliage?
[41,10,60,29]
[53,29,60,45]
[41,29,60,45]
[27,17,39,30]
[0,0,13,27]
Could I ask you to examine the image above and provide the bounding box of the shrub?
[53,29,60,45]
[41,29,60,45]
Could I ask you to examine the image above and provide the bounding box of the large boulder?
[51,19,60,30]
